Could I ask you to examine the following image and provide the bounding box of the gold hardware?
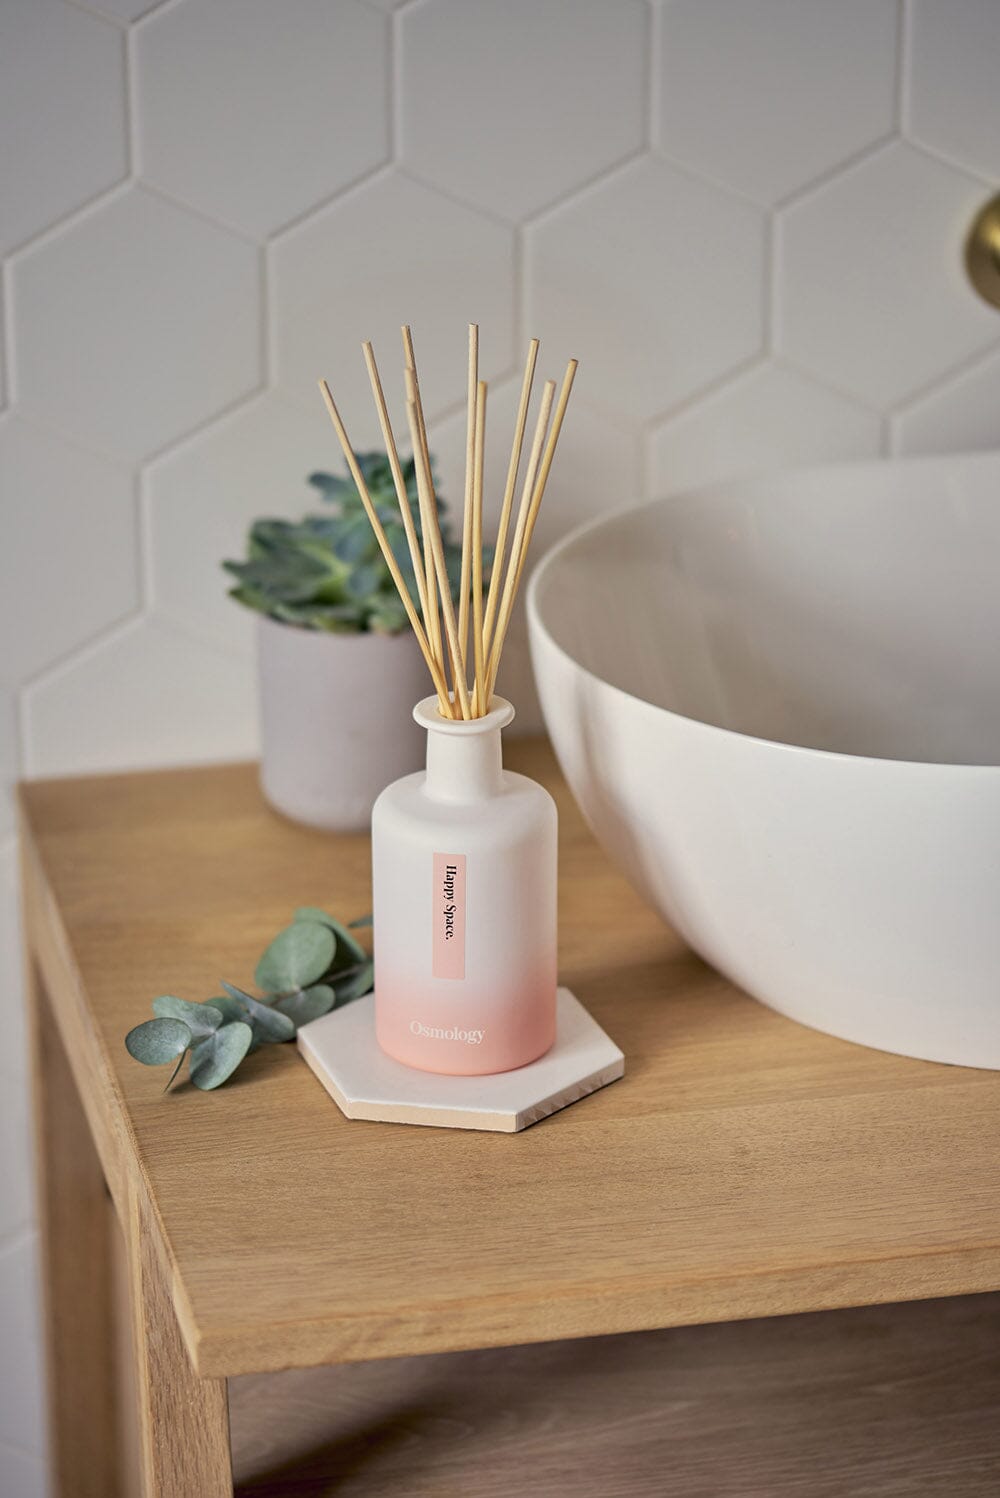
[965,193,1000,311]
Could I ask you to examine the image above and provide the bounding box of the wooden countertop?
[18,740,1000,1379]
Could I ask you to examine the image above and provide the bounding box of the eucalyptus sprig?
[125,907,373,1091]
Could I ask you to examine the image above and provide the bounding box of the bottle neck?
[425,723,504,801]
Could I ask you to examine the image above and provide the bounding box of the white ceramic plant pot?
[256,613,427,831]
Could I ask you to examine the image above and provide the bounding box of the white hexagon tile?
[147,391,339,653]
[0,414,138,685]
[271,170,515,438]
[135,0,389,237]
[650,363,882,496]
[777,142,1000,410]
[526,156,765,425]
[0,0,127,256]
[892,347,1000,457]
[11,185,261,463]
[0,691,18,843]
[0,1444,46,1498]
[654,0,897,206]
[0,846,27,1084]
[399,0,647,222]
[908,0,1000,182]
[24,618,258,778]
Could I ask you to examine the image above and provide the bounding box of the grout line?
[519,147,648,232]
[885,333,1000,416]
[19,613,146,714]
[3,177,132,265]
[772,133,899,216]
[62,0,128,24]
[904,136,999,189]
[266,162,395,247]
[140,378,266,467]
[894,0,911,136]
[638,351,768,437]
[642,0,657,152]
[137,178,258,246]
[124,11,140,179]
[395,163,515,232]
[388,5,402,161]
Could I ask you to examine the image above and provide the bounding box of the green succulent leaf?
[349,914,373,929]
[273,984,336,1027]
[152,995,223,1041]
[220,981,296,1045]
[209,993,250,1024]
[189,1022,253,1090]
[125,1017,192,1067]
[334,959,374,1004]
[254,922,335,993]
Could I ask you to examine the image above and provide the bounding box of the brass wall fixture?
[966,192,1000,311]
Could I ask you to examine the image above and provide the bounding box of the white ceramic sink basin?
[528,452,1000,1069]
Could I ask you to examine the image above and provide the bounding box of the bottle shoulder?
[373,769,556,837]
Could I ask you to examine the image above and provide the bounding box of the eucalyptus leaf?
[152,995,223,1041]
[293,907,366,967]
[254,922,335,992]
[349,914,373,929]
[334,959,374,1004]
[220,981,296,1044]
[210,993,250,1024]
[273,984,336,1026]
[189,1022,253,1090]
[125,1017,192,1067]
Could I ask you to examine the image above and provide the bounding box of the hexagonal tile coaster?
[654,0,896,207]
[0,414,137,685]
[649,363,881,496]
[272,171,515,433]
[777,143,1000,410]
[0,0,126,255]
[892,347,1000,458]
[909,0,1000,184]
[298,990,624,1132]
[136,0,388,237]
[12,185,260,463]
[526,156,765,424]
[400,0,646,222]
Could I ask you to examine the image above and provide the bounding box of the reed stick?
[401,327,443,678]
[482,338,538,659]
[317,379,451,714]
[405,395,473,720]
[361,340,429,621]
[471,379,487,715]
[485,378,556,695]
[487,360,577,698]
[458,323,478,675]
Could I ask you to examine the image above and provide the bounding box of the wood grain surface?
[18,741,1000,1379]
[228,1292,1000,1498]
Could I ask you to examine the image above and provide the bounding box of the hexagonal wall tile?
[654,0,896,206]
[24,618,258,776]
[0,0,126,255]
[649,363,882,496]
[272,171,515,435]
[909,0,1000,182]
[777,143,999,410]
[0,1234,46,1458]
[136,0,388,238]
[892,347,1000,457]
[400,0,646,222]
[0,1447,46,1498]
[147,391,339,653]
[0,1061,34,1241]
[12,186,261,463]
[526,156,765,424]
[0,414,137,686]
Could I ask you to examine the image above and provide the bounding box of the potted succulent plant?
[225,453,468,831]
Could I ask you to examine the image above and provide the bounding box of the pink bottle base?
[376,975,557,1076]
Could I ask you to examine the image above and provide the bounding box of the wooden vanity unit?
[19,741,1000,1496]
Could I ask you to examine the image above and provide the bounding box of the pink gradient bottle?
[372,695,558,1075]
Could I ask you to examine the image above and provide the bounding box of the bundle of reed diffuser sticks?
[319,325,576,720]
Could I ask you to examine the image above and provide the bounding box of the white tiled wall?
[2,2,999,1488]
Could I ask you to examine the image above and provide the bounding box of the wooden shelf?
[19,740,1000,1385]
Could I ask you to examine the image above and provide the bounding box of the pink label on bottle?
[432,852,466,980]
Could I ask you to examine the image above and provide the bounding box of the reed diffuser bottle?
[372,696,557,1074]
[319,322,576,1076]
